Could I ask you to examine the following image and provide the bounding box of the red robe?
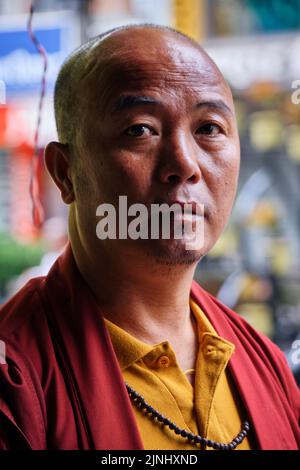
[0,244,299,449]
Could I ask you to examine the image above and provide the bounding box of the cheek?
[206,139,240,198]
[204,148,240,229]
[218,160,239,203]
[96,147,154,201]
[213,165,239,213]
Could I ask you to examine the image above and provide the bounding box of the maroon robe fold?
[0,243,299,449]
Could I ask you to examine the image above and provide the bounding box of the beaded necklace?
[126,383,250,450]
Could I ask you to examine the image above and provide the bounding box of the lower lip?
[174,213,203,221]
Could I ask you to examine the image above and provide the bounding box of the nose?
[156,130,202,185]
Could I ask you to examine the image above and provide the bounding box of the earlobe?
[44,142,75,204]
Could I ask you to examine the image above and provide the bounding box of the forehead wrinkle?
[84,41,222,84]
[79,25,227,85]
[84,58,227,118]
[79,33,232,120]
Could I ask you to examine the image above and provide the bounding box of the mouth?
[163,200,204,217]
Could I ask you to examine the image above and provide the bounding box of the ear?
[44,142,75,204]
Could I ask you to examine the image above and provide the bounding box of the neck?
[70,211,200,375]
[74,243,197,340]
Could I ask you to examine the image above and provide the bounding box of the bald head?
[54,24,230,158]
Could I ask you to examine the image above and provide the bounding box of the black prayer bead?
[125,382,250,451]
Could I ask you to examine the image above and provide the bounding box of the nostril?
[188,174,197,182]
[167,174,180,184]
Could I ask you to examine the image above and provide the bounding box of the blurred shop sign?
[0,11,80,97]
[205,34,300,89]
[0,79,5,104]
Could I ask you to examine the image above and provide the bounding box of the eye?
[197,123,223,136]
[124,124,154,137]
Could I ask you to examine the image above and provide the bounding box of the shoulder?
[0,277,52,449]
[0,272,63,388]
[191,280,300,417]
[0,277,46,337]
[0,276,54,373]
[191,279,280,353]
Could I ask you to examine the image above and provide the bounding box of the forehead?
[80,29,232,114]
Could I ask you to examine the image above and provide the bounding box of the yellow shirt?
[104,298,254,450]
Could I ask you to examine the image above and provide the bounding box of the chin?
[141,238,204,266]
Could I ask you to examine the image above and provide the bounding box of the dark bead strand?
[126,383,250,451]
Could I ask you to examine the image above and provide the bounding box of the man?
[0,24,299,450]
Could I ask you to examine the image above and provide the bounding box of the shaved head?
[54,24,229,160]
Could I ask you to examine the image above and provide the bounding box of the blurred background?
[0,0,299,381]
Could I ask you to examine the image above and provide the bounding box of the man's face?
[72,29,240,264]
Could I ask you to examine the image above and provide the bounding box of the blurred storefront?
[198,2,300,381]
[0,6,80,300]
[0,0,299,380]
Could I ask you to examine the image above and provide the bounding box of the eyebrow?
[195,100,233,116]
[111,95,161,113]
[110,94,233,116]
